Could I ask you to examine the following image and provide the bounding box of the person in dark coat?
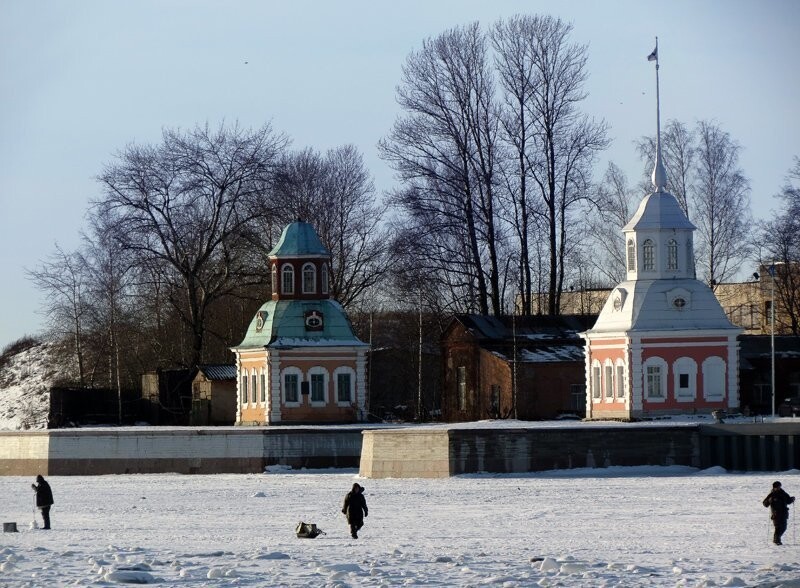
[342,482,368,539]
[31,475,54,530]
[763,480,795,545]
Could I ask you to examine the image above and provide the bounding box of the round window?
[672,297,686,309]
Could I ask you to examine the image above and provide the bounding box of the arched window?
[302,263,316,294]
[260,370,267,403]
[673,357,697,401]
[686,239,694,276]
[271,265,277,294]
[667,239,678,271]
[591,360,602,400]
[643,357,668,401]
[281,264,294,295]
[702,356,726,401]
[626,240,636,271]
[604,360,614,399]
[308,366,329,406]
[334,366,356,405]
[643,239,655,271]
[281,367,302,406]
[321,264,329,294]
[615,360,625,399]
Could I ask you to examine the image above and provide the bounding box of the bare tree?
[94,123,288,367]
[636,119,695,216]
[581,162,639,284]
[271,146,392,309]
[492,15,608,315]
[757,157,800,335]
[693,120,752,286]
[26,245,89,386]
[380,22,504,316]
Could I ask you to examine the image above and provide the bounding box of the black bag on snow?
[295,521,325,538]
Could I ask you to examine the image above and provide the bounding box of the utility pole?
[417,289,423,421]
[771,263,776,418]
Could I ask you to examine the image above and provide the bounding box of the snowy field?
[2,468,800,587]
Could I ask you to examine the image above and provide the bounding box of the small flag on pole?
[647,46,658,62]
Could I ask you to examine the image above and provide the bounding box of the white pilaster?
[268,351,282,424]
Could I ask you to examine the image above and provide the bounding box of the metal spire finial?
[649,37,667,191]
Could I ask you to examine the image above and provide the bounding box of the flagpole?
[649,36,666,192]
[654,36,660,147]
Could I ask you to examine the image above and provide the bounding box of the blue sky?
[1,0,798,350]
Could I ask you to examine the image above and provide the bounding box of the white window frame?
[281,367,302,406]
[642,239,655,271]
[321,264,329,294]
[240,373,248,405]
[627,239,636,272]
[250,371,258,406]
[592,361,602,400]
[702,356,726,401]
[281,263,295,295]
[643,357,668,402]
[666,239,678,271]
[307,366,329,407]
[271,264,278,294]
[615,360,625,399]
[260,369,267,404]
[302,262,316,294]
[604,361,614,400]
[334,366,356,406]
[673,357,697,401]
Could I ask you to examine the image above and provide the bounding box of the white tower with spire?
[581,41,741,420]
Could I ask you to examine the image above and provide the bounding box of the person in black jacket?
[31,475,54,530]
[763,480,795,545]
[342,482,368,539]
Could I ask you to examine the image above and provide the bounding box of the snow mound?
[0,338,61,430]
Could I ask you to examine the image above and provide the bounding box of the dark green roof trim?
[233,299,367,351]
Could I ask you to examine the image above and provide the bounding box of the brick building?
[441,315,594,421]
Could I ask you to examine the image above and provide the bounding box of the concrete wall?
[359,429,451,478]
[8,422,800,478]
[361,422,800,478]
[0,428,362,476]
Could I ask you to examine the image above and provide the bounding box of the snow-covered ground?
[2,467,800,587]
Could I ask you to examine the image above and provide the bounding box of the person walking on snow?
[342,482,368,539]
[31,475,54,530]
[763,480,794,545]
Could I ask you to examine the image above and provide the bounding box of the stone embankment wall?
[5,422,800,477]
[0,428,363,476]
[360,422,800,478]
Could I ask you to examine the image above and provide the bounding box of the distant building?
[190,364,236,425]
[230,221,369,425]
[441,314,594,421]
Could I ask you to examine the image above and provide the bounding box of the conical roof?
[268,220,330,258]
[622,190,696,232]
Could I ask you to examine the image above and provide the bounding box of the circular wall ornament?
[672,297,686,309]
[613,296,622,311]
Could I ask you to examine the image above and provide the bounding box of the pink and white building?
[582,50,741,419]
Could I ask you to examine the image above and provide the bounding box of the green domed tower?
[231,221,369,425]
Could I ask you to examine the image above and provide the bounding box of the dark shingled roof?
[448,314,598,365]
[197,364,236,381]
[453,314,597,342]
